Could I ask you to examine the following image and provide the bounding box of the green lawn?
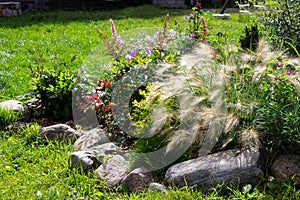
[1,124,299,199]
[0,5,255,101]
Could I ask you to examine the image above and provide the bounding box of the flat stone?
[121,168,153,193]
[95,155,129,188]
[212,14,230,19]
[69,151,100,172]
[148,182,168,193]
[89,142,118,163]
[73,128,110,151]
[165,148,264,191]
[40,124,82,143]
[271,154,300,184]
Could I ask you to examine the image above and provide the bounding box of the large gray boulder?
[73,128,110,151]
[121,168,153,193]
[95,155,129,188]
[40,124,82,143]
[0,100,24,113]
[165,148,264,191]
[0,100,30,121]
[89,142,118,163]
[271,154,300,184]
[69,151,100,172]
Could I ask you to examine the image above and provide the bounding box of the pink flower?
[195,0,202,9]
[287,70,291,75]
[110,18,117,38]
[277,61,283,67]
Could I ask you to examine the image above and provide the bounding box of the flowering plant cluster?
[96,14,196,81]
[179,0,208,42]
[94,79,113,127]
[77,78,112,128]
[85,11,200,130]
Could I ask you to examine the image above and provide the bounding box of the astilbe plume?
[95,19,128,59]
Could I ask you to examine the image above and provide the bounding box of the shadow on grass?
[0,5,190,28]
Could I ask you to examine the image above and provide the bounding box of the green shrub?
[239,24,260,51]
[260,0,300,55]
[30,64,76,121]
[257,77,300,155]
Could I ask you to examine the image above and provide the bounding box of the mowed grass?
[1,124,299,199]
[0,5,255,101]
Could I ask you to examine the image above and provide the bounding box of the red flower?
[96,97,102,103]
[104,80,112,87]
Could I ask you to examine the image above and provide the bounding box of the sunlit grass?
[0,5,254,101]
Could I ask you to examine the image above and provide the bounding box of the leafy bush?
[239,24,260,51]
[260,0,300,55]
[30,64,76,120]
[257,74,300,155]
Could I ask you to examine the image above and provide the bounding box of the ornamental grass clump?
[130,39,300,168]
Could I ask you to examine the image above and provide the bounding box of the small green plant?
[0,108,21,130]
[30,64,76,120]
[239,24,260,51]
[178,0,208,42]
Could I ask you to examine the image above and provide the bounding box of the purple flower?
[169,29,176,38]
[124,50,137,61]
[145,48,153,56]
[105,65,111,71]
[184,15,188,20]
[130,50,137,57]
[277,61,283,67]
[181,46,187,52]
[124,54,132,61]
[135,45,141,51]
[136,37,143,43]
[116,36,124,46]
[130,38,134,44]
[188,33,195,40]
[287,69,291,75]
[145,35,153,44]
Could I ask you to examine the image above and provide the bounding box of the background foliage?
[260,0,300,55]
